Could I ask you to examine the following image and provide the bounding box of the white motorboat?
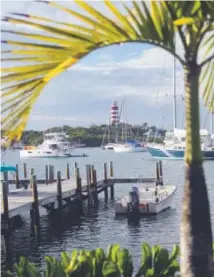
[115,180,176,216]
[20,132,85,158]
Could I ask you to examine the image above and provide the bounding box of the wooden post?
[31,175,40,229]
[57,171,62,209]
[88,165,92,184]
[49,165,54,183]
[31,168,34,176]
[78,177,82,195]
[109,161,114,177]
[86,165,93,206]
[104,185,108,202]
[156,162,160,186]
[92,169,98,204]
[15,164,20,189]
[2,180,10,231]
[30,168,34,188]
[104,163,108,201]
[23,163,27,179]
[74,167,82,197]
[45,165,49,185]
[110,184,114,200]
[74,162,78,169]
[75,167,80,191]
[66,163,70,179]
[159,160,163,185]
[104,162,107,181]
[3,171,9,194]
[90,165,94,183]
[52,165,55,182]
[48,165,51,183]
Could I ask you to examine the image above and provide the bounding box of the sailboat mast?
[108,116,110,143]
[211,112,213,135]
[173,51,177,130]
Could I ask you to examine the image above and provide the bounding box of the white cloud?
[31,115,80,122]
[69,46,182,74]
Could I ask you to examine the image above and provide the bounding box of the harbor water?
[1,147,214,274]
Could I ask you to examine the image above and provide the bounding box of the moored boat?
[114,141,146,153]
[146,129,214,160]
[20,132,88,158]
[115,180,176,216]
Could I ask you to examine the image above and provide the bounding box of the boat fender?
[156,197,159,203]
[155,190,157,196]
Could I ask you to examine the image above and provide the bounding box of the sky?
[1,0,212,131]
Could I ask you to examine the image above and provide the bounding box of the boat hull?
[20,149,74,158]
[114,145,146,153]
[147,146,214,160]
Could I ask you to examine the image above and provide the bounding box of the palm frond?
[2,0,212,143]
[199,28,214,112]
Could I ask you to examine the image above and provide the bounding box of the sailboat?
[114,97,147,153]
[146,54,214,160]
[101,101,120,150]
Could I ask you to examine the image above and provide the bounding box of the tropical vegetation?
[7,243,180,277]
[1,123,165,147]
[1,1,214,276]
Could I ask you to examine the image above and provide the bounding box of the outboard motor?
[127,186,140,217]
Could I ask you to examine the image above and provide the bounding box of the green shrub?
[7,243,180,277]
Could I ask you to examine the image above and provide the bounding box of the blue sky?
[1,1,212,131]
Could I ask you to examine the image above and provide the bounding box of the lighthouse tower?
[110,101,119,125]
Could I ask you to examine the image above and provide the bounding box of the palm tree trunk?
[180,62,213,277]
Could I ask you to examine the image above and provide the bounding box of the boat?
[20,132,88,158]
[101,101,119,150]
[147,129,214,160]
[146,49,214,160]
[113,97,146,153]
[114,140,146,153]
[115,179,176,216]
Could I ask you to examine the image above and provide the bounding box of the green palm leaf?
[1,0,213,143]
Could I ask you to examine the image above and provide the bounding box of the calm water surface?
[1,148,214,274]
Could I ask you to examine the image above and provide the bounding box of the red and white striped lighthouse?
[110,101,119,125]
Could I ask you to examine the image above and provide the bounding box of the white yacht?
[20,132,75,158]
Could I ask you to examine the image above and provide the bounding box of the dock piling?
[2,180,10,232]
[92,168,98,205]
[3,171,9,194]
[30,168,34,188]
[49,165,54,183]
[75,167,81,193]
[31,175,40,232]
[45,165,49,185]
[159,161,163,185]
[156,162,160,186]
[104,163,108,201]
[104,162,107,181]
[57,171,62,209]
[66,163,70,179]
[23,163,27,179]
[86,165,93,206]
[109,161,114,177]
[15,164,20,189]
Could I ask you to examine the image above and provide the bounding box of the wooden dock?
[1,161,161,232]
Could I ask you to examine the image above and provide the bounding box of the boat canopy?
[0,165,17,172]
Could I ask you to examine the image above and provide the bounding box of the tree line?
[16,123,166,147]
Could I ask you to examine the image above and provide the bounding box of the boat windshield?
[136,178,155,189]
